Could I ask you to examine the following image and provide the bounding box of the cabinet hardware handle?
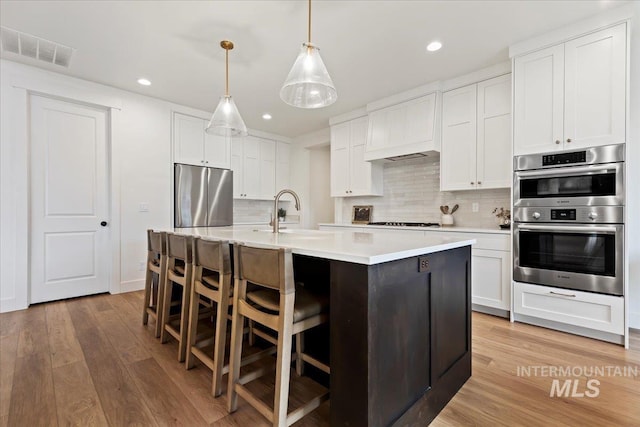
[549,291,576,298]
[470,182,474,185]
[555,140,561,145]
[477,181,482,185]
[566,138,572,143]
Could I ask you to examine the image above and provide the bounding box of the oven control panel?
[513,206,623,224]
[542,151,586,166]
[550,209,576,220]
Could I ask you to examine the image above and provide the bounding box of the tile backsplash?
[234,199,291,223]
[341,156,511,228]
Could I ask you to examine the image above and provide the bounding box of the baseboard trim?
[120,279,145,294]
[0,298,28,314]
[472,304,510,318]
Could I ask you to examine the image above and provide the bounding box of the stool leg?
[160,279,173,344]
[228,278,247,413]
[295,333,305,376]
[177,276,192,363]
[154,262,167,338]
[274,292,295,427]
[185,284,200,369]
[212,275,231,396]
[142,262,153,325]
[248,320,255,346]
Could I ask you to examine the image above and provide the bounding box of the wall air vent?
[385,152,429,161]
[1,26,74,68]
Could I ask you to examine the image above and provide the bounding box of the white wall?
[628,2,640,329]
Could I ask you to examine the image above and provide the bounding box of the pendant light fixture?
[280,0,337,109]
[206,40,248,137]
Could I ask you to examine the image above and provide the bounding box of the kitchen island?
[173,227,475,426]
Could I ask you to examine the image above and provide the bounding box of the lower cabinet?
[513,282,624,335]
[472,249,510,311]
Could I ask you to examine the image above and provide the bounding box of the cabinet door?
[174,113,205,165]
[514,45,564,155]
[242,136,261,199]
[472,249,510,310]
[231,139,244,198]
[441,84,477,191]
[276,141,291,191]
[349,117,373,196]
[476,74,512,189]
[404,93,436,145]
[204,133,231,169]
[331,122,351,196]
[386,105,405,147]
[564,23,626,149]
[259,138,276,199]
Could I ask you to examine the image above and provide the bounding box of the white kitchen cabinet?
[232,135,282,200]
[514,23,626,155]
[365,93,439,161]
[513,282,624,335]
[440,74,511,191]
[472,249,510,311]
[173,112,231,168]
[275,141,290,190]
[330,116,383,197]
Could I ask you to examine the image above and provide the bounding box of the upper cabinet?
[364,93,440,161]
[513,23,626,155]
[173,112,231,169]
[441,74,512,191]
[232,135,289,200]
[330,116,383,197]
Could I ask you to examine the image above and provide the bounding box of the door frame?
[26,90,121,304]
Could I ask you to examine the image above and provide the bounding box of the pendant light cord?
[307,0,311,44]
[225,48,229,97]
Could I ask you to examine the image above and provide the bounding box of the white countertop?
[318,223,510,235]
[172,227,475,265]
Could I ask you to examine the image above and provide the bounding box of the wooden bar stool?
[142,229,167,338]
[160,232,193,362]
[227,244,330,427]
[185,237,233,396]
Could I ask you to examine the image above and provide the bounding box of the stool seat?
[247,287,328,323]
[201,273,221,289]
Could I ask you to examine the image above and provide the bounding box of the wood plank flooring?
[1,291,638,426]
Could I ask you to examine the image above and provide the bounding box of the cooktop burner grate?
[368,222,440,227]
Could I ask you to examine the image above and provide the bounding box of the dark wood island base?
[331,246,472,426]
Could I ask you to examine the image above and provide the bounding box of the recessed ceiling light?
[262,113,272,120]
[426,41,442,52]
[137,78,151,86]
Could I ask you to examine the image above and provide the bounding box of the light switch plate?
[139,202,149,212]
[472,203,479,212]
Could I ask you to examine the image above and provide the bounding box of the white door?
[259,138,276,199]
[174,112,205,166]
[564,23,626,149]
[513,44,564,155]
[330,122,350,196]
[204,132,231,169]
[30,95,110,304]
[231,137,244,198]
[472,249,510,310]
[275,141,291,191]
[241,136,261,199]
[348,117,371,196]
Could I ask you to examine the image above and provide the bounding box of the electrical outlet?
[139,261,145,271]
[472,203,479,212]
[139,202,149,212]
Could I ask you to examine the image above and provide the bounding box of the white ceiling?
[0,0,629,138]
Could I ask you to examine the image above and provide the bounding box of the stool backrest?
[234,244,294,294]
[193,237,231,275]
[166,233,192,262]
[147,229,166,256]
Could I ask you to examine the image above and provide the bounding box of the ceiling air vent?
[1,26,74,68]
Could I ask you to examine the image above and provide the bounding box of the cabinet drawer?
[424,231,510,251]
[513,282,624,334]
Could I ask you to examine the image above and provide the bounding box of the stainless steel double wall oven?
[513,144,625,296]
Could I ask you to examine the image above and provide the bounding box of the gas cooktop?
[368,222,441,227]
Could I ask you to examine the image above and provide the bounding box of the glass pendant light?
[280,0,337,109]
[206,40,248,137]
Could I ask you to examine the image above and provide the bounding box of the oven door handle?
[517,224,619,233]
[515,164,617,178]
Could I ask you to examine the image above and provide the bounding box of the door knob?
[100,221,108,227]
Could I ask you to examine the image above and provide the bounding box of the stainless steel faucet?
[273,189,300,233]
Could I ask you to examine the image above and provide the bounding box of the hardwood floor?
[1,291,638,426]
